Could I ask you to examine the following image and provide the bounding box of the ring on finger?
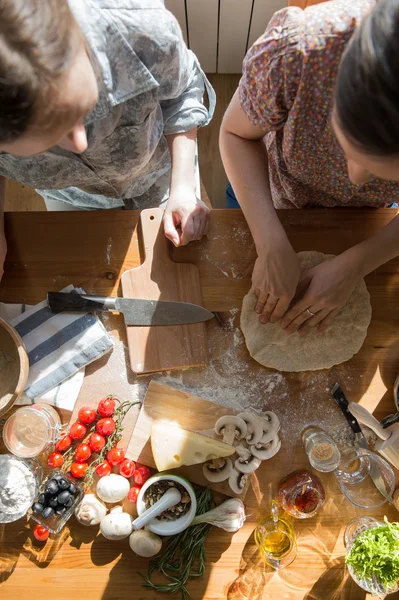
[306,308,316,317]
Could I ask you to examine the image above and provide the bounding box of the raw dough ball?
[240,251,372,372]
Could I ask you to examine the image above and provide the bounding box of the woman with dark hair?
[220,0,399,335]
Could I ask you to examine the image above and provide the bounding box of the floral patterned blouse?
[239,0,399,209]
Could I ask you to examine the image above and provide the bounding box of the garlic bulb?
[100,505,133,540]
[129,530,162,557]
[96,474,130,503]
[75,493,107,526]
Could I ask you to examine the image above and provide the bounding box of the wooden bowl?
[0,318,29,417]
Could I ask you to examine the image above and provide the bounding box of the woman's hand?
[280,254,361,335]
[163,189,210,247]
[0,229,6,282]
[253,239,301,324]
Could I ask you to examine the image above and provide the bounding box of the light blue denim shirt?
[0,0,215,209]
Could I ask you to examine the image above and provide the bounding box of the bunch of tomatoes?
[46,396,151,500]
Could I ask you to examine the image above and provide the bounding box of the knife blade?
[331,383,394,505]
[47,292,214,327]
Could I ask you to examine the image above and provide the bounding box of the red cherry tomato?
[70,462,88,479]
[89,432,106,453]
[95,461,112,477]
[119,458,136,478]
[70,421,87,440]
[97,396,116,417]
[33,524,50,542]
[107,447,125,466]
[127,485,141,504]
[96,417,115,437]
[133,465,151,487]
[47,452,64,468]
[55,434,72,452]
[78,406,97,425]
[75,443,92,463]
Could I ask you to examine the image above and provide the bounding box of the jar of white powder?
[0,454,42,523]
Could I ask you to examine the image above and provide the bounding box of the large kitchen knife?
[47,292,214,327]
[331,383,394,505]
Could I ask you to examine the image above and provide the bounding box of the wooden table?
[1,208,399,600]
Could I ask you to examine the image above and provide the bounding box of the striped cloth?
[0,285,114,409]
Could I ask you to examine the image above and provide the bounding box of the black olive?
[58,479,70,490]
[32,502,44,514]
[49,497,59,508]
[38,493,47,505]
[45,480,59,495]
[42,506,54,519]
[55,506,67,516]
[57,491,72,505]
[68,483,77,495]
[64,497,74,508]
[52,474,63,481]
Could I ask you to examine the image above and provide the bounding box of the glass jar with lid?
[278,469,326,519]
[3,403,64,458]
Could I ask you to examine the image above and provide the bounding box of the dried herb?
[141,486,213,599]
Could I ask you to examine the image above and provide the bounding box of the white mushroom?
[234,445,261,474]
[75,493,107,526]
[215,415,247,446]
[129,530,162,557]
[237,412,263,445]
[251,436,281,460]
[228,468,248,495]
[100,505,133,540]
[260,411,280,444]
[96,474,130,503]
[203,457,233,482]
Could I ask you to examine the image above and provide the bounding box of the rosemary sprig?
[141,486,213,600]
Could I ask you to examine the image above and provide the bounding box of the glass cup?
[0,454,43,523]
[302,427,341,472]
[344,516,399,595]
[335,449,395,509]
[254,501,297,570]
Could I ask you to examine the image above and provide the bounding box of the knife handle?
[331,383,363,435]
[47,292,116,312]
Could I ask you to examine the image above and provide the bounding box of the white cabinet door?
[218,0,253,73]
[248,0,287,48]
[186,0,219,73]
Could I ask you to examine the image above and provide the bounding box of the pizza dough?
[240,251,372,372]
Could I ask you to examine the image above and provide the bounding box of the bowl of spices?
[29,469,84,534]
[137,474,197,536]
[0,454,42,524]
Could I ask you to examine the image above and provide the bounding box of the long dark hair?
[335,0,399,156]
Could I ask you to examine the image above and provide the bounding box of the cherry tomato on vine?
[75,443,92,463]
[70,421,87,440]
[47,452,64,468]
[78,406,97,425]
[107,447,125,466]
[97,396,116,417]
[96,417,115,437]
[119,458,135,478]
[95,461,111,477]
[133,465,151,487]
[55,434,72,452]
[127,486,140,504]
[70,462,88,479]
[89,432,106,453]
[33,524,50,542]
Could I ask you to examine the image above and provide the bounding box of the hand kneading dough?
[240,251,372,372]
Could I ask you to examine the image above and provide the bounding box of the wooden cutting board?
[120,208,208,374]
[126,381,252,499]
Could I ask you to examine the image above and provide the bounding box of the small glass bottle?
[302,426,341,472]
[278,469,325,519]
[3,403,63,458]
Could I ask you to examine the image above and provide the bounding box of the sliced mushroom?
[251,436,281,460]
[228,468,248,494]
[203,457,233,482]
[215,415,247,446]
[234,445,261,473]
[237,412,263,445]
[260,412,280,444]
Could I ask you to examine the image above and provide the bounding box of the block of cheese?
[151,421,235,472]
